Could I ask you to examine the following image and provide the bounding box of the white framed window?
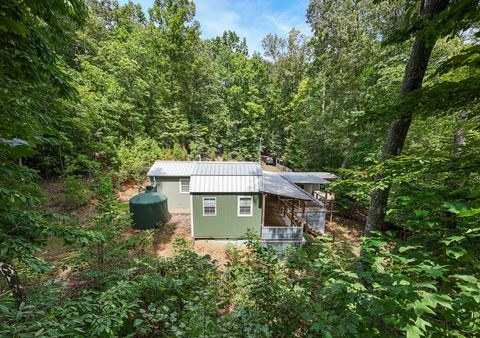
[179,178,190,194]
[203,197,216,216]
[238,196,253,217]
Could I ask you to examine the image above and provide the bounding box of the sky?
[118,0,311,54]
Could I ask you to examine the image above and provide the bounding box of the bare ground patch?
[151,213,242,266]
[324,215,365,256]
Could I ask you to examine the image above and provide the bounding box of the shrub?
[56,175,92,210]
[115,136,188,186]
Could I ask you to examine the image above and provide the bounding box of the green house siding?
[153,176,190,210]
[192,194,262,239]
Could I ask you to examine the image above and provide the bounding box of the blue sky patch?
[119,0,310,54]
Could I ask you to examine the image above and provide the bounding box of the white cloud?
[194,0,311,54]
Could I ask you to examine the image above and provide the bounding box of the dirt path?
[324,216,364,256]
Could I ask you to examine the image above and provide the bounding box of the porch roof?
[280,172,332,184]
[261,171,315,201]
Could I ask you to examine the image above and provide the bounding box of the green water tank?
[129,188,170,229]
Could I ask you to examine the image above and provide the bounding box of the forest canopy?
[0,0,479,337]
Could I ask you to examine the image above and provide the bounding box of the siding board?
[192,194,262,239]
[154,176,190,210]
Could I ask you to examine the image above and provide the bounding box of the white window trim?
[202,197,216,216]
[179,178,190,194]
[237,196,253,217]
[190,194,194,237]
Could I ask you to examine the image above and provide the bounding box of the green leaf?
[406,324,423,338]
[397,196,412,205]
[450,274,478,283]
[442,201,468,214]
[414,210,429,217]
[394,279,411,286]
[459,208,480,217]
[441,236,465,246]
[436,295,453,310]
[367,239,387,247]
[0,16,29,36]
[415,317,431,332]
[399,245,421,253]
[415,282,437,291]
[411,300,435,316]
[466,227,480,234]
[446,247,467,259]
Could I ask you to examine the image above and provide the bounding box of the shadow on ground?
[152,221,178,253]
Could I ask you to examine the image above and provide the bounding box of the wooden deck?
[261,195,304,249]
[263,196,291,227]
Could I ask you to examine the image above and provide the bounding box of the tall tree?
[298,0,388,170]
[365,0,479,235]
[262,29,309,157]
[0,0,90,306]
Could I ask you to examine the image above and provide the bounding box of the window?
[203,197,216,216]
[179,178,190,193]
[238,196,253,217]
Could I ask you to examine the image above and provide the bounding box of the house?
[147,161,336,246]
[147,161,196,210]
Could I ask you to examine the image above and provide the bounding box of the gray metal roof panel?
[190,175,261,193]
[147,161,196,177]
[284,172,340,180]
[192,162,262,176]
[261,171,315,201]
[280,173,332,184]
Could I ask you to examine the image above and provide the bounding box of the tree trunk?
[453,111,468,156]
[447,110,468,228]
[342,136,357,168]
[0,261,27,308]
[364,0,450,236]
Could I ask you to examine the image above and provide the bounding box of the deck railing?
[278,199,305,227]
[313,190,335,224]
[261,226,303,241]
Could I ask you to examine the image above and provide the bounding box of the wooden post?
[261,193,266,227]
[329,200,334,224]
[291,200,294,226]
[301,200,306,227]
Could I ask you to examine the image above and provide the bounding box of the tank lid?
[129,190,167,205]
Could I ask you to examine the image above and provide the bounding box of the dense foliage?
[1,0,479,337]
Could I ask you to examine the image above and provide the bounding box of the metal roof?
[286,172,340,180]
[146,161,334,201]
[261,171,316,201]
[147,161,196,177]
[147,161,263,177]
[190,175,261,193]
[280,172,332,185]
[192,162,262,176]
